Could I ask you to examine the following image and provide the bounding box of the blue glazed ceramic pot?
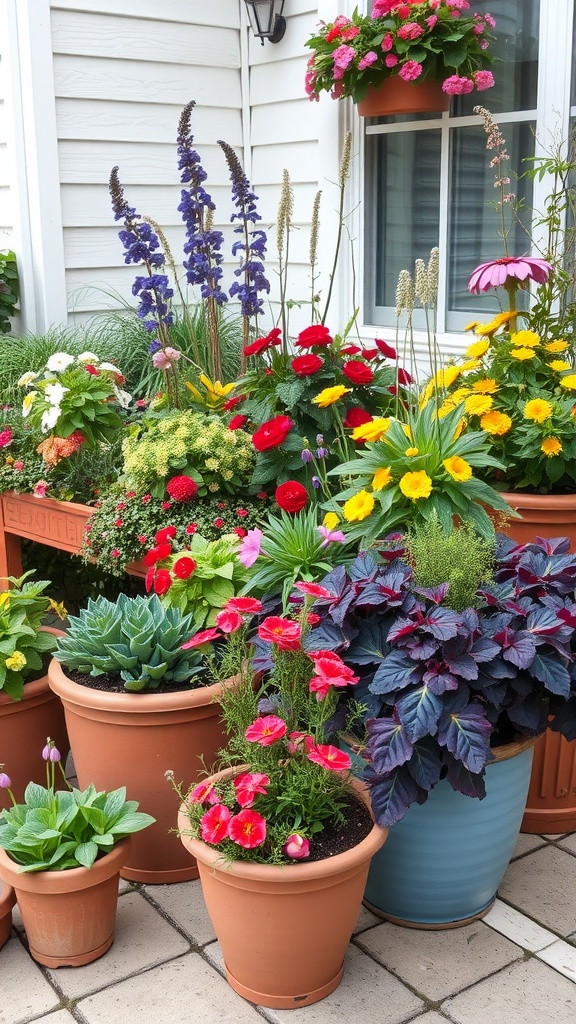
[361,738,536,928]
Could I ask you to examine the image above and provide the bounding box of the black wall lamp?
[243,1,286,45]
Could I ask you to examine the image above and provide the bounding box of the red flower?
[166,475,198,502]
[173,556,196,580]
[153,569,172,596]
[111,549,120,559]
[252,415,293,452]
[189,781,221,805]
[201,804,231,844]
[162,501,172,510]
[291,354,323,377]
[144,547,161,567]
[342,360,374,385]
[225,596,263,614]
[307,612,321,626]
[307,743,351,772]
[155,525,177,543]
[142,494,151,504]
[228,414,248,430]
[257,616,302,651]
[361,347,378,360]
[116,502,126,511]
[294,581,336,599]
[233,527,247,538]
[114,518,123,527]
[233,772,269,808]
[397,367,414,385]
[214,608,244,634]
[145,567,155,591]
[340,345,362,356]
[228,808,267,849]
[375,339,397,360]
[243,327,282,357]
[144,541,172,567]
[295,324,333,348]
[186,523,198,534]
[213,518,224,529]
[126,490,136,498]
[182,627,222,650]
[343,407,373,429]
[137,534,147,544]
[245,715,288,746]
[84,364,99,375]
[275,480,309,514]
[237,508,248,518]
[223,395,245,411]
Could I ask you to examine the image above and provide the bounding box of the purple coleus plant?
[305,536,576,828]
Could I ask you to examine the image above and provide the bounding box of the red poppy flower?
[294,581,336,599]
[397,367,414,385]
[340,345,362,356]
[233,772,270,808]
[375,339,397,360]
[153,569,172,596]
[173,556,196,580]
[181,627,222,650]
[214,608,244,634]
[295,324,333,348]
[228,414,248,430]
[243,327,282,356]
[342,360,374,385]
[307,743,352,772]
[291,354,323,377]
[228,809,267,849]
[275,480,309,514]
[201,804,231,844]
[257,616,302,651]
[252,415,293,452]
[343,407,373,429]
[245,715,288,746]
[225,597,263,614]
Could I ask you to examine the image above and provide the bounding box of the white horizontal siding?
[61,183,234,228]
[52,0,240,28]
[56,99,242,146]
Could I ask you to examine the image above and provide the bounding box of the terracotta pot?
[0,838,130,966]
[0,628,69,812]
[48,658,238,883]
[498,490,576,551]
[356,77,450,116]
[178,772,387,1009]
[0,880,16,949]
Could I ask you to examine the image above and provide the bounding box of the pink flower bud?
[42,743,52,760]
[49,746,61,762]
[283,833,310,859]
[0,772,12,788]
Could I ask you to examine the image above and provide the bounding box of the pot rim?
[342,731,540,767]
[498,490,576,510]
[0,880,16,912]
[0,837,131,893]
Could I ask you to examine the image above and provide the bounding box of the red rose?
[166,475,198,502]
[397,368,414,385]
[340,345,362,356]
[295,325,333,349]
[153,569,172,596]
[243,327,282,357]
[342,361,374,385]
[343,407,373,428]
[252,415,293,452]
[275,480,309,513]
[229,414,248,430]
[173,556,196,580]
[291,354,323,377]
[375,339,397,360]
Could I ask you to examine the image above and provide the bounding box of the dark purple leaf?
[363,765,427,827]
[396,685,443,742]
[425,607,463,640]
[370,650,423,695]
[530,652,571,697]
[444,755,487,799]
[349,552,379,583]
[437,701,492,772]
[499,629,536,669]
[423,662,460,695]
[318,563,348,598]
[387,616,420,644]
[444,653,479,681]
[346,620,389,664]
[549,698,576,742]
[470,635,501,663]
[506,696,548,734]
[412,583,449,605]
[526,607,564,637]
[366,716,414,774]
[305,620,351,653]
[405,637,439,661]
[408,740,442,790]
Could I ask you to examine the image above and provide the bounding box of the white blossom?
[44,382,69,406]
[40,406,61,433]
[46,352,75,372]
[17,371,39,387]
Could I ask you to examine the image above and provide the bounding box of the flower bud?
[49,746,61,762]
[42,742,52,761]
[0,772,12,788]
[283,833,310,859]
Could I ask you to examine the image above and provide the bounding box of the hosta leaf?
[75,842,98,869]
[437,701,492,772]
[366,716,414,774]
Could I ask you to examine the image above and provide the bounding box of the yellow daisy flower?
[405,447,419,457]
[450,387,472,404]
[560,375,576,391]
[5,651,27,672]
[474,311,515,335]
[511,330,540,348]
[545,339,568,353]
[510,348,535,361]
[453,418,466,441]
[351,417,390,442]
[472,378,498,394]
[459,359,482,372]
[464,394,494,416]
[323,512,340,531]
[464,320,480,332]
[541,437,562,457]
[549,360,571,372]
[524,398,553,423]
[312,385,351,408]
[480,411,513,435]
[443,456,473,482]
[399,471,432,501]
[343,489,375,522]
[372,467,393,491]
[401,423,412,438]
[465,338,490,359]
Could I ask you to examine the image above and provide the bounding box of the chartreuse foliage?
[306,533,576,827]
[0,572,63,701]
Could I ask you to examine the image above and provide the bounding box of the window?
[362,0,573,342]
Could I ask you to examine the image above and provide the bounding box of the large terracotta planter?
[498,491,576,551]
[356,77,450,116]
[0,838,130,966]
[0,628,69,812]
[0,880,16,949]
[178,773,387,1009]
[360,737,537,928]
[48,658,237,883]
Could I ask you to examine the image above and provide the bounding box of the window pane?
[364,130,441,323]
[446,121,535,328]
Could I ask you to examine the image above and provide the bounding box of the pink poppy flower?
[283,834,310,859]
[468,256,553,293]
[215,608,244,634]
[307,744,352,772]
[224,597,263,614]
[245,715,287,746]
[239,528,263,567]
[293,581,336,599]
[318,525,347,547]
[287,731,314,754]
[234,772,270,808]
[228,809,267,849]
[181,627,222,650]
[189,781,221,805]
[257,616,302,651]
[200,804,231,844]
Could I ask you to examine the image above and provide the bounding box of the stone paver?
[0,935,61,1024]
[77,953,265,1024]
[559,833,576,855]
[353,905,381,935]
[499,845,576,936]
[538,938,576,982]
[411,1014,451,1024]
[510,833,547,859]
[143,879,216,945]
[355,920,523,1001]
[45,891,189,999]
[484,899,556,952]
[443,958,576,1023]
[30,1014,76,1024]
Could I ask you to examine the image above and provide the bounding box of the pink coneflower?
[468,256,553,293]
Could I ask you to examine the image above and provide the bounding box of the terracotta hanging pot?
[178,772,387,1009]
[497,491,576,833]
[0,880,16,949]
[356,77,450,116]
[0,838,130,967]
[48,658,240,883]
[0,628,68,812]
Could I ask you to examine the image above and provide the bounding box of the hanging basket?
[356,77,450,117]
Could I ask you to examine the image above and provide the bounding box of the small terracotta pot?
[0,839,130,967]
[48,658,239,883]
[178,773,387,1009]
[356,77,450,116]
[0,628,69,811]
[0,880,16,949]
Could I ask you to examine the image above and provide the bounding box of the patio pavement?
[2,828,576,1024]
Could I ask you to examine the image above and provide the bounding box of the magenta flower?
[318,525,346,547]
[0,427,13,448]
[228,808,267,849]
[234,772,270,808]
[358,51,378,70]
[200,804,231,844]
[399,60,423,81]
[468,256,553,293]
[33,480,49,498]
[398,23,424,41]
[294,581,336,599]
[245,715,287,746]
[385,54,399,68]
[189,780,221,805]
[332,43,356,71]
[214,608,244,634]
[473,69,494,90]
[239,528,263,568]
[307,743,352,773]
[224,596,263,614]
[181,626,222,650]
[258,616,302,651]
[442,75,474,94]
[283,834,310,860]
[0,772,11,788]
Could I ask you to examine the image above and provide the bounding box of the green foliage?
[54,593,205,692]
[407,517,495,611]
[0,572,62,700]
[0,251,19,334]
[0,775,154,872]
[159,534,252,627]
[121,410,254,498]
